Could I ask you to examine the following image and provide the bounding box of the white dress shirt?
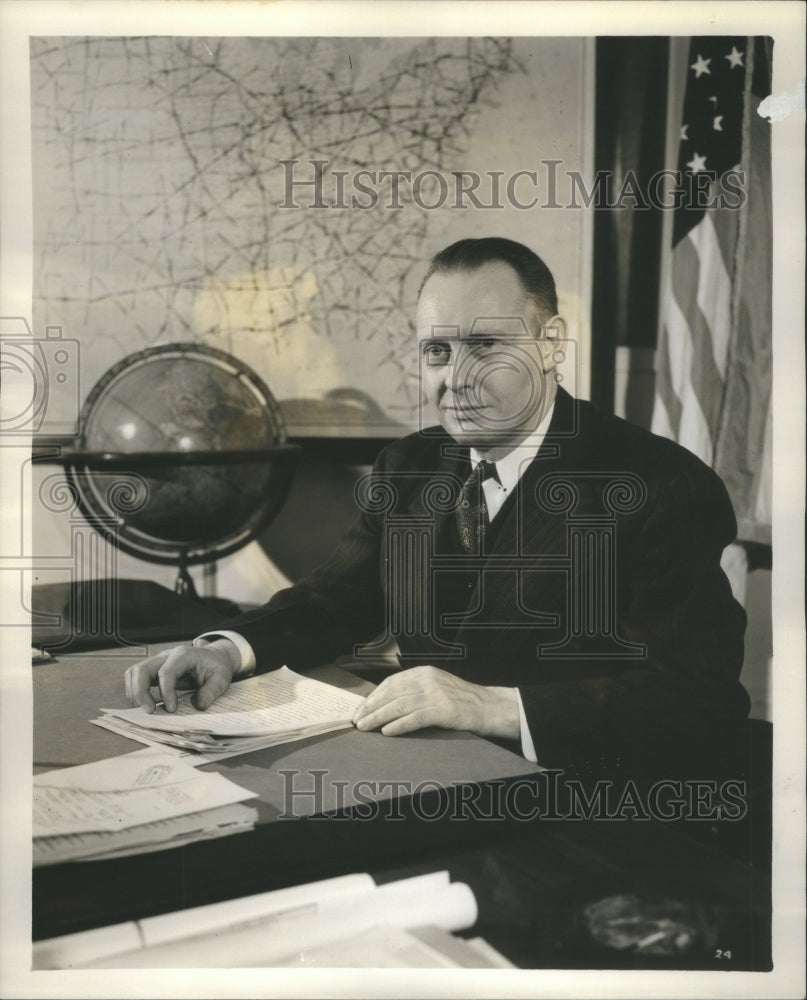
[199,399,556,764]
[469,401,556,763]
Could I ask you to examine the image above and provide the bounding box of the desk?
[33,646,772,970]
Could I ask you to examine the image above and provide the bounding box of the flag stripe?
[664,291,694,402]
[650,392,675,442]
[653,322,683,437]
[670,233,725,436]
[656,289,714,465]
[690,213,733,378]
[678,381,713,465]
[709,178,741,288]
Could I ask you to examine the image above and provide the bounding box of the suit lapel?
[428,437,471,554]
[492,388,582,555]
[453,389,582,638]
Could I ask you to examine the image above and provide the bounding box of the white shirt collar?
[469,399,556,493]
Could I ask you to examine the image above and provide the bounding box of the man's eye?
[423,342,451,362]
[472,339,498,352]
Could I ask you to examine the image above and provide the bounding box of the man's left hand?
[352,664,520,740]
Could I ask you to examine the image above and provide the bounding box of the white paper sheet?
[91,712,353,761]
[33,770,257,836]
[34,750,205,791]
[99,666,365,737]
[33,803,258,867]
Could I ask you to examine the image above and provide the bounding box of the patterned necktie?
[456,460,500,554]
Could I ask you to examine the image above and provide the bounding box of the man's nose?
[445,342,473,392]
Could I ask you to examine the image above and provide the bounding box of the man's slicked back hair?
[418,237,559,330]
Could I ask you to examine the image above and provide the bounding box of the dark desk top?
[33,645,539,816]
[32,646,772,970]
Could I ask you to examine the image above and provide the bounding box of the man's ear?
[537,314,568,371]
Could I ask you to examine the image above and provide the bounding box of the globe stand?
[175,555,198,599]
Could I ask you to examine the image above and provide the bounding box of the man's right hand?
[124,638,241,714]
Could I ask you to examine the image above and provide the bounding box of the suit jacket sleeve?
[209,449,390,672]
[518,461,750,767]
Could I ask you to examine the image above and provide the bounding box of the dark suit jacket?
[221,388,749,772]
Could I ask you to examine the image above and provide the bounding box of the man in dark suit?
[126,238,749,770]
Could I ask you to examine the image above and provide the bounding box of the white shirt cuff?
[194,630,256,677]
[515,688,538,763]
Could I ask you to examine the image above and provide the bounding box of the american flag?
[652,37,772,544]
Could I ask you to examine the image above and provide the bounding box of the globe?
[65,343,299,592]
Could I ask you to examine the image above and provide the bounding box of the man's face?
[417,261,553,455]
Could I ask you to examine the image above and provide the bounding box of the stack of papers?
[92,666,366,760]
[33,751,258,866]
